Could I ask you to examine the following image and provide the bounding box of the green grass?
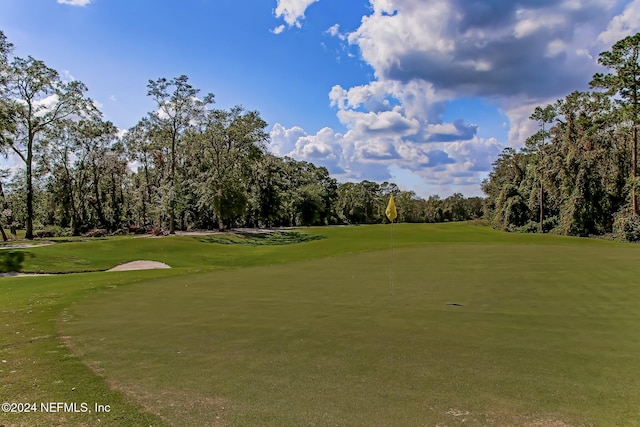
[14,223,618,274]
[0,270,185,426]
[2,223,640,426]
[0,229,26,241]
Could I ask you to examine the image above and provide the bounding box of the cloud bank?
[270,0,640,196]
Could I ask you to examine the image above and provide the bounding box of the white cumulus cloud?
[273,0,320,29]
[270,0,640,196]
[271,25,286,35]
[597,0,640,45]
[325,24,347,41]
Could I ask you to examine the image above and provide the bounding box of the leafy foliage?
[196,231,324,246]
[484,32,640,241]
[613,210,640,242]
[0,30,498,237]
[0,36,95,239]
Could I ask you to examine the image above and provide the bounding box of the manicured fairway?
[2,224,640,426]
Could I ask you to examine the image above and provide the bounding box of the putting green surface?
[3,224,640,426]
[65,230,640,426]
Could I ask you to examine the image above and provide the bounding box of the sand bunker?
[0,260,171,278]
[107,260,171,272]
[0,272,52,277]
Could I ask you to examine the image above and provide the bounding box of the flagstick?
[389,220,394,296]
[385,194,397,296]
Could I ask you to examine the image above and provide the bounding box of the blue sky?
[2,0,640,197]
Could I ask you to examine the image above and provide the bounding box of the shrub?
[517,221,540,233]
[82,228,108,238]
[150,227,168,236]
[612,210,640,242]
[34,226,70,238]
[128,225,150,234]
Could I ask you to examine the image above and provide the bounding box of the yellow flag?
[385,195,397,222]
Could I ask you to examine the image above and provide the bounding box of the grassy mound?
[196,231,324,245]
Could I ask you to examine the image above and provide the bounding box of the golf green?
[58,228,640,426]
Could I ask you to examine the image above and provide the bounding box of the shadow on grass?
[0,250,30,273]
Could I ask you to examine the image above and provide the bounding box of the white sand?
[0,272,52,277]
[107,260,171,272]
[0,260,172,277]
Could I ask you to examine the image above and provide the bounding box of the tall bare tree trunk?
[169,135,176,234]
[0,180,13,241]
[633,124,638,215]
[0,223,7,241]
[632,78,638,215]
[216,188,224,230]
[539,182,544,233]
[25,140,34,240]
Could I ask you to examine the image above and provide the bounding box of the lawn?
[2,223,640,426]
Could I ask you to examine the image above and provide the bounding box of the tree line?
[483,33,640,241]
[0,30,483,239]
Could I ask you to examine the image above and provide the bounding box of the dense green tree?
[247,154,287,227]
[552,91,623,235]
[529,104,557,232]
[0,31,14,152]
[591,33,640,214]
[0,30,11,68]
[44,117,126,233]
[0,169,14,240]
[185,106,267,229]
[146,75,214,233]
[484,89,629,236]
[1,55,93,238]
[482,148,530,230]
[280,159,337,226]
[441,193,467,222]
[423,195,444,223]
[43,120,82,233]
[336,180,381,224]
[124,117,162,226]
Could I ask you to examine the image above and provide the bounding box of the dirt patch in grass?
[440,408,573,426]
[0,242,56,249]
[486,409,574,427]
[95,378,232,427]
